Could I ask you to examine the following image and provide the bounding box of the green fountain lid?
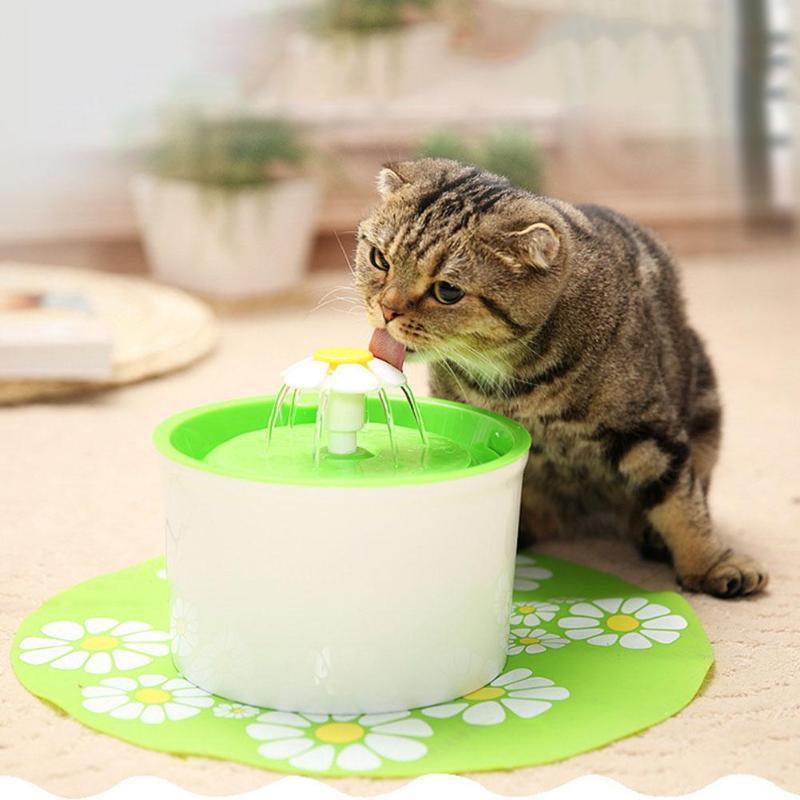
[153,394,531,488]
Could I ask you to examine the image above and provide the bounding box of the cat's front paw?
[680,553,768,598]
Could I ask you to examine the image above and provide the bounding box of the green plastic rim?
[153,394,531,488]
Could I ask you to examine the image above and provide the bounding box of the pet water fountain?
[153,346,531,714]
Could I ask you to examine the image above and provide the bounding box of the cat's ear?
[501,222,560,271]
[376,162,409,198]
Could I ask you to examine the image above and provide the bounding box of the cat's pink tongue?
[369,328,406,371]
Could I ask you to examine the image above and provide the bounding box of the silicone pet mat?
[12,553,713,777]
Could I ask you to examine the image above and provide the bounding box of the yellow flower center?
[81,635,120,652]
[315,722,365,744]
[464,686,506,702]
[231,707,247,716]
[517,605,536,614]
[313,347,373,369]
[134,688,171,705]
[518,637,541,645]
[606,614,639,632]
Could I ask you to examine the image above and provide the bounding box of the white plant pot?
[154,395,530,714]
[132,175,321,298]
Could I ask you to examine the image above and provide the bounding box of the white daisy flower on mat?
[81,674,213,724]
[170,597,199,657]
[514,554,553,592]
[507,628,570,656]
[18,618,170,674]
[247,711,432,772]
[510,601,560,627]
[558,597,688,649]
[214,702,260,719]
[421,667,569,726]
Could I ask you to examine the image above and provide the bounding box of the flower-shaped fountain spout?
[270,347,426,460]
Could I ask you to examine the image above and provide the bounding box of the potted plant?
[264,0,450,106]
[132,115,321,299]
[417,127,544,192]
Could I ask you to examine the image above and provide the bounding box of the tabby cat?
[355,158,767,598]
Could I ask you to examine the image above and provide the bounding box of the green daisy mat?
[11,553,713,777]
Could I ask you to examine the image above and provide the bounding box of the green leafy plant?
[146,116,308,188]
[416,127,543,193]
[316,0,438,33]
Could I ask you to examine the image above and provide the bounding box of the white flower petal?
[621,598,648,614]
[281,358,329,391]
[301,713,329,724]
[364,734,427,762]
[330,363,380,394]
[517,566,552,580]
[568,603,604,619]
[358,712,408,727]
[110,621,152,636]
[336,743,382,771]
[110,650,151,671]
[259,739,314,760]
[642,629,680,644]
[367,358,406,387]
[51,650,90,670]
[564,627,603,640]
[255,711,312,728]
[122,642,169,657]
[635,603,671,620]
[558,616,599,629]
[111,702,144,720]
[164,702,201,721]
[290,744,335,771]
[524,644,546,654]
[171,687,211,698]
[122,630,171,643]
[506,676,554,690]
[492,668,532,687]
[85,652,113,674]
[161,678,193,691]
[19,645,74,665]
[642,614,688,631]
[140,704,166,724]
[247,723,306,742]
[501,698,552,719]
[19,637,66,651]
[463,701,505,726]
[514,578,540,591]
[84,618,118,634]
[509,687,570,701]
[370,719,432,738]
[620,632,652,649]
[420,702,467,719]
[507,645,523,655]
[82,696,130,713]
[41,621,84,642]
[138,674,167,688]
[587,633,619,647]
[592,598,624,614]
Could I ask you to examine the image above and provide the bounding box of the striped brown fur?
[356,158,767,598]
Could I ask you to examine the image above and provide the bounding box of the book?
[0,290,113,380]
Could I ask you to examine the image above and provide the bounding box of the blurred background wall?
[0,0,796,281]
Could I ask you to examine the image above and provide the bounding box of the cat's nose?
[381,303,401,322]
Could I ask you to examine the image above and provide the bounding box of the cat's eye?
[369,246,390,272]
[432,281,465,305]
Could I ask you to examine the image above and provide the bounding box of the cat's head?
[355,158,576,376]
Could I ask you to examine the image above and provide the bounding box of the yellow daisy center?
[231,707,247,716]
[518,637,541,645]
[313,347,373,369]
[606,614,640,632]
[81,635,120,652]
[517,605,537,614]
[315,722,365,744]
[464,686,506,702]
[134,688,171,705]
